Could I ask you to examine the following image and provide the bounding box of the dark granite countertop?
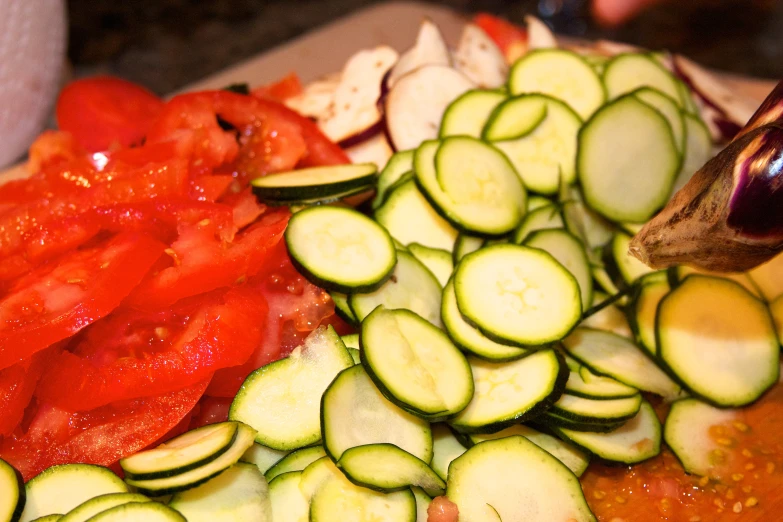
[66,0,783,95]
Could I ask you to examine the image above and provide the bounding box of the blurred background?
[67,0,782,95]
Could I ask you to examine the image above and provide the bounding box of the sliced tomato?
[189,396,232,429]
[0,233,166,371]
[0,347,54,437]
[0,379,209,481]
[251,73,304,102]
[56,76,165,152]
[473,13,528,63]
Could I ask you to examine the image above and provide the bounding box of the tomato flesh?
[473,13,528,63]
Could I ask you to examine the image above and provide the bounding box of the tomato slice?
[56,76,165,152]
[473,13,528,63]
[251,73,304,102]
[0,233,166,370]
[35,281,268,411]
[0,347,54,437]
[0,379,209,481]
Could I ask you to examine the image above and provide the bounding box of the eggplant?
[629,80,783,272]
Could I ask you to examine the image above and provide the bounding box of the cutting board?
[4,0,777,181]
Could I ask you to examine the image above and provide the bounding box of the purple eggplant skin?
[629,80,783,272]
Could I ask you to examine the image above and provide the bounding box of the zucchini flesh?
[285,206,396,293]
[264,446,326,482]
[268,471,308,522]
[430,424,467,481]
[407,243,453,287]
[361,307,474,419]
[250,163,376,201]
[579,292,633,338]
[552,400,661,464]
[560,186,615,251]
[664,398,740,476]
[612,231,654,285]
[453,234,485,263]
[603,53,682,104]
[21,465,127,522]
[512,204,564,244]
[565,367,639,400]
[468,425,589,477]
[82,503,184,522]
[509,49,606,119]
[411,487,432,522]
[454,244,582,346]
[482,95,548,142]
[440,89,507,139]
[449,350,567,433]
[577,95,679,223]
[336,444,445,497]
[0,458,23,522]
[672,113,712,193]
[321,365,432,463]
[330,292,357,325]
[59,494,150,522]
[748,253,783,302]
[657,275,779,406]
[168,463,271,522]
[372,151,414,210]
[239,443,288,475]
[447,436,595,522]
[674,265,762,299]
[550,393,642,423]
[771,294,783,346]
[632,272,670,354]
[633,87,686,154]
[229,326,353,450]
[541,411,625,433]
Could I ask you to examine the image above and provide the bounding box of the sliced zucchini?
[373,150,414,209]
[168,463,271,522]
[81,503,184,522]
[673,265,762,299]
[265,446,326,482]
[120,422,239,480]
[611,231,654,285]
[349,250,442,327]
[633,87,686,154]
[449,350,567,433]
[452,233,485,264]
[340,333,359,350]
[361,307,474,419]
[672,113,713,193]
[251,163,376,202]
[285,206,396,293]
[28,517,61,522]
[603,53,682,104]
[268,471,308,522]
[524,228,593,311]
[541,411,625,433]
[467,424,589,477]
[560,186,615,251]
[508,49,606,119]
[407,243,453,287]
[481,94,548,141]
[321,365,432,463]
[411,487,431,522]
[415,138,526,236]
[374,178,459,251]
[441,279,530,362]
[447,436,595,522]
[550,393,642,424]
[21,465,127,522]
[527,195,553,211]
[657,275,779,407]
[631,271,670,354]
[330,292,357,325]
[771,294,783,346]
[59,494,150,522]
[454,244,582,346]
[566,367,639,400]
[552,400,661,464]
[430,424,467,481]
[347,348,361,365]
[336,444,445,497]
[512,204,564,244]
[440,89,507,138]
[125,424,256,496]
[229,326,353,450]
[580,291,632,338]
[239,443,288,475]
[0,458,23,522]
[562,328,683,399]
[577,94,679,223]
[664,398,740,476]
[487,95,582,195]
[748,253,783,302]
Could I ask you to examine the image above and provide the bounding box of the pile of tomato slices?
[0,76,351,481]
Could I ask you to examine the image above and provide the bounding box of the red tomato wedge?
[56,76,165,152]
[0,233,166,370]
[473,13,528,63]
[0,379,209,481]
[0,348,53,437]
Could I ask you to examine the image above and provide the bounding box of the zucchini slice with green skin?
[440,89,507,139]
[59,494,150,522]
[612,231,654,285]
[512,204,564,244]
[562,328,683,400]
[268,471,308,522]
[577,94,679,223]
[580,291,633,338]
[487,95,582,195]
[374,178,459,251]
[441,280,530,362]
[447,436,595,522]
[285,206,396,293]
[340,333,360,350]
[229,326,353,450]
[565,367,639,400]
[468,424,589,477]
[430,424,467,481]
[250,163,377,202]
[673,265,762,299]
[372,150,414,210]
[0,458,24,522]
[540,411,626,433]
[349,250,442,327]
[120,422,239,480]
[449,350,567,433]
[361,307,474,420]
[771,294,783,346]
[527,195,554,211]
[748,253,783,302]
[508,49,606,119]
[551,400,661,464]
[21,465,127,522]
[481,94,548,142]
[82,503,184,522]
[672,113,712,193]
[454,244,582,346]
[602,53,683,105]
[633,87,686,155]
[411,487,431,522]
[550,393,642,424]
[265,446,327,482]
[560,186,615,252]
[452,234,485,264]
[347,348,361,365]
[657,275,780,407]
[664,398,740,477]
[415,137,526,236]
[168,463,271,522]
[524,228,593,311]
[239,443,288,475]
[336,444,446,497]
[330,292,357,325]
[28,516,61,522]
[407,243,453,287]
[321,365,433,463]
[630,271,670,355]
[125,424,257,497]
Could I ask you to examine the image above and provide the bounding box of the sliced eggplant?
[524,16,557,50]
[387,19,451,88]
[345,133,394,170]
[284,74,340,120]
[452,23,508,89]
